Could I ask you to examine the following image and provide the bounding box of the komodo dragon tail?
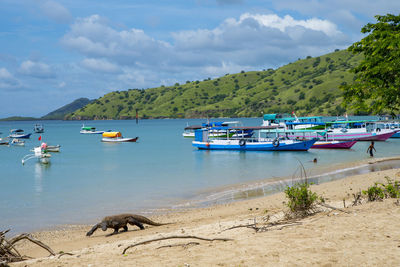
[131,214,171,226]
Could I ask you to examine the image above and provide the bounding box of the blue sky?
[0,0,399,117]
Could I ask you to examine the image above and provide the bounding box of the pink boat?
[311,140,357,149]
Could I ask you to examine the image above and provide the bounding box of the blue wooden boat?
[192,127,317,151]
[9,129,31,139]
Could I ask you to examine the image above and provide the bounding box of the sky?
[0,0,399,117]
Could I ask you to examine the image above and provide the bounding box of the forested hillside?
[66,50,362,120]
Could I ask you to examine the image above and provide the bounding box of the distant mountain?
[42,98,93,120]
[0,116,38,121]
[66,50,365,120]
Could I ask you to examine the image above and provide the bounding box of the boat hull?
[9,133,31,139]
[289,131,396,141]
[80,130,105,134]
[311,140,357,149]
[101,137,138,142]
[192,138,317,151]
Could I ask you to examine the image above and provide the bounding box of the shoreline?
[8,159,400,266]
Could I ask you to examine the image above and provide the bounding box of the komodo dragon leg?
[127,216,145,230]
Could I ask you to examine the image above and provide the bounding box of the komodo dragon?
[86,213,169,236]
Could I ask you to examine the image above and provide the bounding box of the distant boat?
[0,138,9,146]
[80,125,105,134]
[101,132,138,143]
[183,121,253,138]
[9,129,31,139]
[22,146,51,165]
[10,138,25,146]
[34,124,44,133]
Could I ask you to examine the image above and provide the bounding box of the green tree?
[341,14,400,114]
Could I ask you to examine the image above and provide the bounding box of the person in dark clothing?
[367,141,376,157]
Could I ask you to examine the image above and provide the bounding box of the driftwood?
[123,235,233,254]
[318,202,350,214]
[223,219,302,233]
[0,230,55,264]
[156,242,200,249]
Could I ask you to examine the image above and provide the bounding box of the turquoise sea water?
[1,118,400,234]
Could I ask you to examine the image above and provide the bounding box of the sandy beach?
[7,163,400,266]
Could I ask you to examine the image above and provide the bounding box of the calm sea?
[1,117,400,234]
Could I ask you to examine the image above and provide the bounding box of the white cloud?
[61,13,350,87]
[18,60,55,79]
[40,0,72,24]
[61,15,171,66]
[0,68,20,89]
[81,58,120,73]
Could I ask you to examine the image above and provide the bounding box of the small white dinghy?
[22,145,51,165]
[11,138,25,146]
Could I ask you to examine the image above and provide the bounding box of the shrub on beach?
[284,182,322,217]
[362,177,400,201]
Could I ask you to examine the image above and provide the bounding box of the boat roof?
[285,122,326,125]
[184,125,202,130]
[209,126,283,130]
[10,129,23,133]
[325,120,377,124]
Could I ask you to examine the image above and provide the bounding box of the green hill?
[42,98,92,120]
[66,50,363,120]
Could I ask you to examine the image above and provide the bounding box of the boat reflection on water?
[34,163,50,196]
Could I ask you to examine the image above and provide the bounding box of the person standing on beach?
[367,141,376,157]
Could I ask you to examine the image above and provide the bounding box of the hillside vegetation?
[66,50,363,120]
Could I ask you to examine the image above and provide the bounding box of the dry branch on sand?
[0,230,55,264]
[123,235,233,254]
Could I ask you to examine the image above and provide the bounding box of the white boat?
[262,114,397,141]
[183,121,253,138]
[22,146,51,165]
[101,132,139,142]
[10,138,25,146]
[46,145,61,152]
[30,144,61,152]
[34,124,44,133]
[80,125,105,134]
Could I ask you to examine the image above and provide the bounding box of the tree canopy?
[342,14,400,115]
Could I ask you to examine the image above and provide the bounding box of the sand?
[8,166,400,266]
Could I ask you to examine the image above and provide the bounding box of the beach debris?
[318,202,350,214]
[122,235,233,254]
[222,218,302,233]
[352,191,363,206]
[0,229,55,264]
[157,242,200,249]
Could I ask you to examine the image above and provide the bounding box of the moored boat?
[34,124,44,133]
[22,146,51,165]
[101,132,138,142]
[10,138,25,146]
[9,129,31,139]
[192,127,317,151]
[80,125,105,134]
[311,140,357,149]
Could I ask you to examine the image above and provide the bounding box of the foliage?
[284,182,320,216]
[341,14,400,115]
[66,50,363,120]
[362,177,400,201]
